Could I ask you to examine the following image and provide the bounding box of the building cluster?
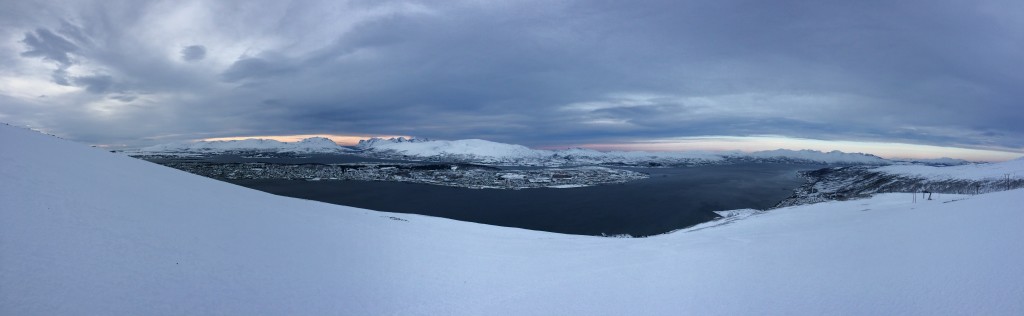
[158,162,649,190]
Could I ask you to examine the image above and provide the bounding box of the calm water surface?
[221,160,818,236]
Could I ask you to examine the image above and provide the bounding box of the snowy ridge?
[738,149,888,164]
[776,158,1024,207]
[137,137,352,153]
[553,147,724,164]
[358,137,546,160]
[355,136,428,148]
[4,124,1024,314]
[891,157,971,166]
[875,157,1024,181]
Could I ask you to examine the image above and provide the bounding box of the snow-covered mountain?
[776,158,1024,207]
[355,137,723,166]
[357,137,547,161]
[4,123,1024,314]
[354,137,891,166]
[876,157,1024,180]
[137,137,352,154]
[354,136,429,148]
[551,147,726,165]
[139,135,893,166]
[733,149,888,164]
[891,157,971,166]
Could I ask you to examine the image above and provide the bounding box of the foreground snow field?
[2,124,1023,315]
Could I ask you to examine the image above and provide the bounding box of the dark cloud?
[180,45,206,62]
[221,56,295,83]
[51,68,71,86]
[17,22,120,94]
[2,0,1023,155]
[20,28,77,66]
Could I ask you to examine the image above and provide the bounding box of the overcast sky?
[1,0,1022,159]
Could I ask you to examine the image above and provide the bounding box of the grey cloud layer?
[1,0,1022,151]
[180,45,206,62]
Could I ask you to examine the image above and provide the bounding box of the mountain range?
[137,136,912,166]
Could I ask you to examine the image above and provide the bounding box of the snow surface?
[137,136,352,153]
[875,157,1024,181]
[3,124,1024,315]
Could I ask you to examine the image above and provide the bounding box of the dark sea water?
[224,162,818,236]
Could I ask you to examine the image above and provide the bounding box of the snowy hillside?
[777,158,1024,207]
[3,124,1024,315]
[137,136,352,154]
[876,157,1024,181]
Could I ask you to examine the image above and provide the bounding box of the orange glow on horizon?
[199,134,412,146]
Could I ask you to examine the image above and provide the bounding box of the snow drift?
[3,124,1024,315]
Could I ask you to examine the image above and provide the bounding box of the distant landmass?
[133,136,932,167]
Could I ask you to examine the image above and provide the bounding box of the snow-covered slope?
[4,124,1024,315]
[137,136,352,154]
[776,158,1024,207]
[876,157,1024,181]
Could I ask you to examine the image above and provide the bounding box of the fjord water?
[227,161,816,236]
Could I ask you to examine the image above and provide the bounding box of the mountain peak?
[355,137,429,149]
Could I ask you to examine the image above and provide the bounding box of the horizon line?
[167,133,1024,162]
